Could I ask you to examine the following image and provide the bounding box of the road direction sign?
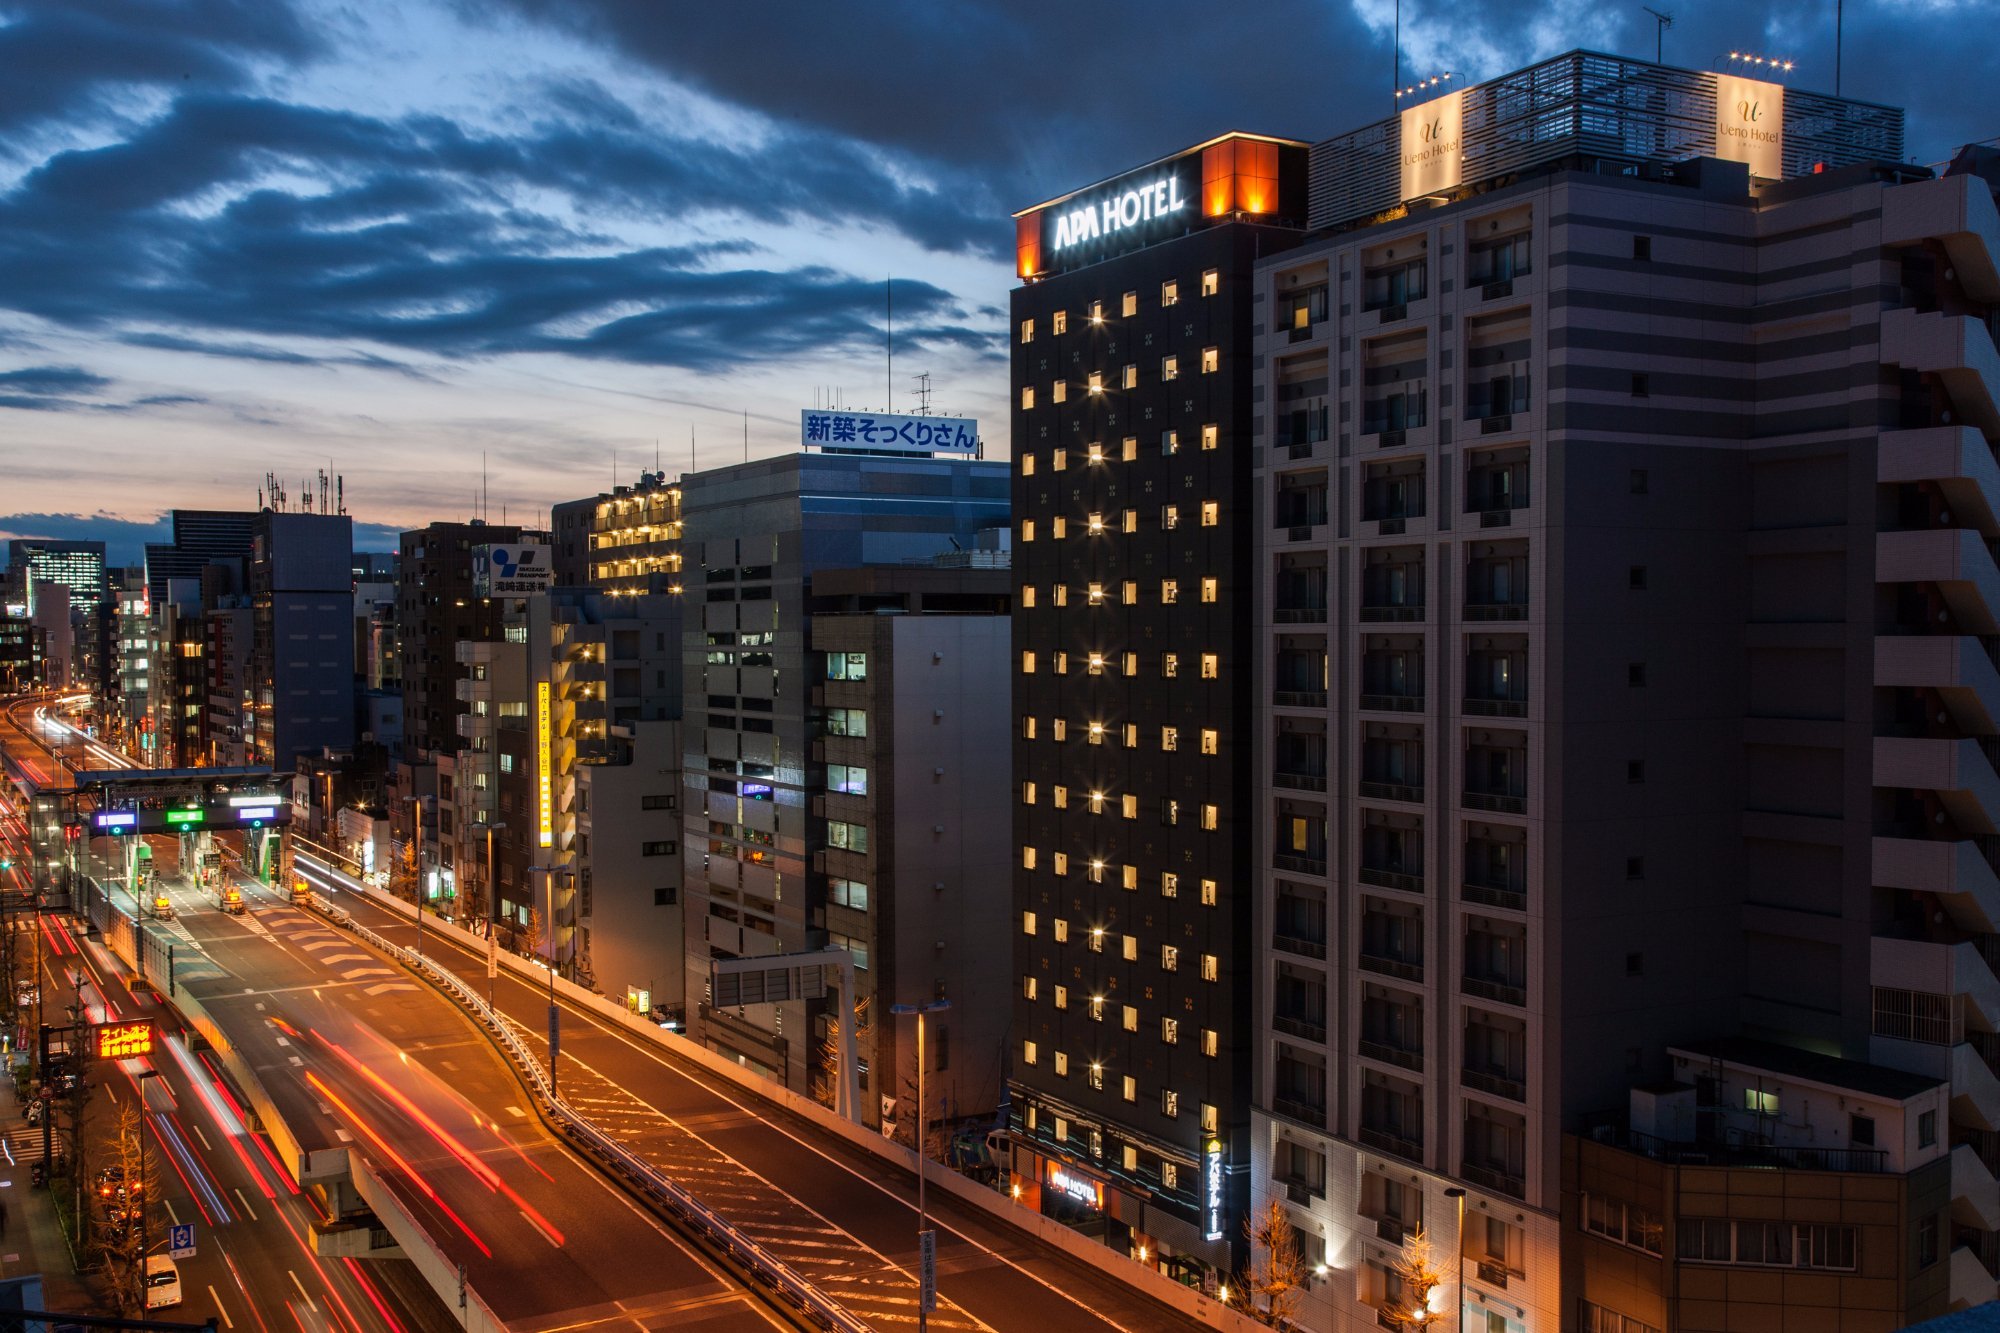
[168,1222,196,1259]
[918,1229,936,1314]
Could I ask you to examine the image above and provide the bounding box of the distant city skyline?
[3,0,1992,549]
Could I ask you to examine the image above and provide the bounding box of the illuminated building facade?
[552,469,684,595]
[1006,132,1311,1280]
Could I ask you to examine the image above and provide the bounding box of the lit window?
[1021,650,1035,674]
[1023,975,1038,1000]
[1122,863,1138,889]
[1122,364,1138,389]
[1052,785,1068,809]
[1162,872,1179,898]
[1023,716,1037,740]
[1053,584,1068,606]
[1022,846,1038,871]
[1123,1005,1138,1031]
[1020,318,1035,344]
[1201,501,1219,527]
[1201,269,1219,296]
[1054,918,1069,942]
[1087,512,1105,536]
[1161,727,1179,752]
[1052,310,1068,334]
[1162,279,1180,306]
[1201,804,1218,830]
[1052,380,1067,404]
[1052,718,1067,741]
[1201,1103,1218,1134]
[1162,944,1179,972]
[1088,721,1106,745]
[1090,994,1105,1021]
[1089,926,1105,953]
[1201,577,1218,603]
[1087,442,1104,464]
[1090,300,1104,322]
[1122,722,1139,747]
[1122,509,1137,533]
[1087,371,1104,396]
[1201,878,1218,906]
[1023,1040,1038,1066]
[1201,1029,1218,1057]
[1053,984,1068,1010]
[1162,429,1179,455]
[1200,424,1219,451]
[1021,386,1035,410]
[1163,653,1179,678]
[1162,1017,1179,1045]
[1162,504,1179,530]
[1087,653,1106,676]
[1163,1161,1179,1188]
[1122,580,1138,605]
[1122,652,1138,676]
[1121,436,1138,461]
[1162,579,1179,604]
[1052,517,1067,538]
[1123,935,1138,961]
[1053,447,1067,471]
[1089,789,1106,814]
[1022,909,1037,933]
[1123,1075,1138,1101]
[1021,519,1034,543]
[1022,780,1037,805]
[1053,851,1068,876]
[1021,453,1035,477]
[1161,355,1179,382]
[1021,584,1036,608]
[1122,291,1138,317]
[1201,347,1219,374]
[1122,794,1139,819]
[1201,653,1218,679]
[1201,953,1218,981]
[1087,582,1105,605]
[1088,1061,1103,1090]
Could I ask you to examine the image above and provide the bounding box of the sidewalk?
[0,1079,100,1313]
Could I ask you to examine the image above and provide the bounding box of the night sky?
[1,0,1993,559]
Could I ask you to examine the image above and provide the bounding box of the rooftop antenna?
[914,371,933,416]
[1643,7,1673,62]
[1835,0,1843,93]
[482,451,488,523]
[690,424,695,479]
[885,276,893,413]
[743,409,749,464]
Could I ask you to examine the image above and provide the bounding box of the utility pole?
[890,999,951,1333]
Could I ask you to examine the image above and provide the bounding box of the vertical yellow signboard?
[537,680,553,848]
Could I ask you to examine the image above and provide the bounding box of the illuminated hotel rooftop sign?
[1015,133,1308,280]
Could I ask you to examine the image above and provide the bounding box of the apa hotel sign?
[1049,175,1189,253]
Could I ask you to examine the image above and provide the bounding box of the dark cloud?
[0,0,320,134]
[0,364,111,394]
[0,509,402,565]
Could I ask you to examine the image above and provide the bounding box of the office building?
[552,469,685,593]
[247,510,354,767]
[397,520,524,765]
[678,452,1008,1095]
[1233,49,1992,1333]
[0,617,44,693]
[1006,132,1310,1281]
[6,538,107,615]
[144,510,255,608]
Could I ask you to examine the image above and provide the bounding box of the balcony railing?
[1275,689,1329,708]
[1463,881,1528,912]
[1594,1125,1890,1173]
[1358,1125,1424,1163]
[1271,1096,1327,1128]
[1275,771,1329,793]
[1463,975,1527,1006]
[1273,932,1328,961]
[1465,601,1528,622]
[1273,1013,1329,1043]
[1275,852,1328,876]
[1475,1259,1511,1289]
[1360,603,1426,622]
[1464,790,1527,815]
[1375,1216,1408,1244]
[1463,1067,1527,1102]
[1360,692,1425,713]
[1358,950,1424,983]
[1281,1177,1323,1205]
[1359,1038,1424,1072]
[1358,866,1424,894]
[1460,1160,1526,1198]
[1275,606,1329,624]
[1465,696,1528,718]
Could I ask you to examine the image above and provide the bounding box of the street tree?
[1384,1226,1447,1327]
[1241,1195,1307,1327]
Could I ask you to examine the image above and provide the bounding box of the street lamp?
[1443,1186,1466,1331]
[483,821,505,1008]
[889,998,950,1333]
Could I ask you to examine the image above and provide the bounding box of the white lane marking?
[233,1187,258,1222]
[207,1286,234,1329]
[288,1270,317,1312]
[191,1123,212,1153]
[164,1199,180,1225]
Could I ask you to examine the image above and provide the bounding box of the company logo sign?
[482,542,552,596]
[801,410,977,455]
[1399,88,1466,202]
[536,680,553,849]
[1713,73,1784,178]
[1050,174,1190,253]
[96,1019,156,1060]
[1047,1164,1105,1210]
[1203,1137,1226,1241]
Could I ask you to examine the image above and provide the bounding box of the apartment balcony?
[1874,837,2000,934]
[1878,528,2000,634]
[1272,1013,1329,1043]
[1358,949,1424,983]
[1358,865,1424,895]
[1953,1142,2000,1231]
[1275,851,1329,877]
[1360,690,1425,714]
[1874,934,2000,1033]
[1359,780,1424,804]
[1875,734,2000,835]
[1270,1097,1327,1130]
[1276,769,1330,793]
[1464,693,1528,720]
[1357,1125,1424,1164]
[1463,973,1528,1008]
[1950,1242,1999,1311]
[1275,688,1329,709]
[1463,879,1528,913]
[1877,635,2000,733]
[1273,931,1328,961]
[562,659,606,685]
[454,676,487,704]
[1275,602,1329,625]
[1881,307,2000,438]
[1879,426,2000,536]
[1460,1160,1526,1200]
[1360,598,1426,624]
[1882,172,2000,305]
[1463,784,1527,816]
[1463,1066,1527,1103]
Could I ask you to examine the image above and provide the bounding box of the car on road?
[143,1256,181,1309]
[96,1164,141,1203]
[150,894,172,921]
[220,886,245,915]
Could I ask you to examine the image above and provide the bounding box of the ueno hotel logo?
[1403,117,1459,167]
[1050,175,1188,252]
[1722,98,1779,145]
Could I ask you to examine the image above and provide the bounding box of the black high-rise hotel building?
[1008,134,1307,1274]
